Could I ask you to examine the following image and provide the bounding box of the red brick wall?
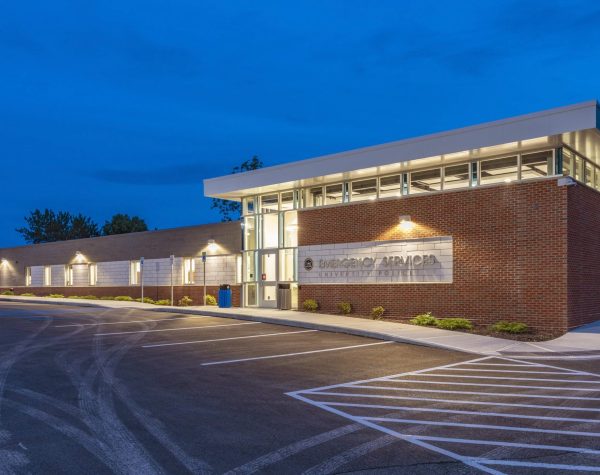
[567,184,600,328]
[1,285,241,307]
[298,179,569,331]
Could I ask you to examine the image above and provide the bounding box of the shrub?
[178,296,193,307]
[114,296,134,302]
[436,318,473,330]
[410,312,438,326]
[303,299,318,312]
[1,290,15,295]
[80,295,98,300]
[204,294,217,306]
[48,294,65,298]
[67,295,83,299]
[134,297,155,304]
[491,321,529,334]
[19,293,36,297]
[100,296,115,300]
[337,302,352,315]
[154,299,171,306]
[371,306,385,320]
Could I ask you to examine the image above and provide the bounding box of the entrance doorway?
[259,250,277,308]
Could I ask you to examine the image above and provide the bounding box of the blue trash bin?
[218,284,232,308]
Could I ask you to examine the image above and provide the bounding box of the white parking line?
[477,459,600,472]
[413,374,600,384]
[142,330,318,348]
[96,322,261,336]
[201,341,394,366]
[55,317,186,327]
[436,368,584,374]
[380,379,600,392]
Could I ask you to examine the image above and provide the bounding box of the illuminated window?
[283,211,298,247]
[244,251,256,282]
[130,261,141,285]
[351,179,377,201]
[379,175,401,198]
[89,264,97,286]
[65,265,73,286]
[280,191,294,210]
[25,267,32,286]
[307,187,323,207]
[243,197,255,215]
[260,194,279,213]
[261,213,279,248]
[183,258,195,284]
[279,249,297,282]
[325,184,344,205]
[43,266,51,286]
[443,164,470,189]
[521,151,552,179]
[243,216,256,250]
[585,161,594,187]
[480,156,518,185]
[410,168,441,193]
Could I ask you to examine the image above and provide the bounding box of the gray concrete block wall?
[30,266,44,287]
[71,264,89,287]
[97,261,130,287]
[50,265,65,287]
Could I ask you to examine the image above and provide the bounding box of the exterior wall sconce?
[75,251,84,263]
[399,215,414,231]
[207,239,218,252]
[0,258,7,267]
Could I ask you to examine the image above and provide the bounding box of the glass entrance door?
[259,250,278,308]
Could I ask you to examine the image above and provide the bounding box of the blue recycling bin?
[218,284,232,308]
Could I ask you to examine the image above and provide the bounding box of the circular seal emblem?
[304,258,314,271]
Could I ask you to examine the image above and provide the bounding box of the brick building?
[2,101,600,331]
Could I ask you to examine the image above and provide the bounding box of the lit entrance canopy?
[204,100,600,200]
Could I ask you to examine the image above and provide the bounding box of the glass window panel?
[279,249,296,282]
[574,155,584,182]
[443,164,470,190]
[595,166,600,191]
[280,191,294,210]
[89,264,97,286]
[130,261,140,285]
[262,285,277,303]
[521,151,551,179]
[283,211,298,247]
[562,148,574,176]
[260,194,279,213]
[44,266,51,286]
[325,184,344,205]
[351,179,377,201]
[261,213,279,248]
[244,251,256,281]
[245,283,257,306]
[379,175,401,198]
[243,197,255,215]
[25,267,32,286]
[307,187,323,207]
[585,161,594,187]
[243,216,256,250]
[480,156,518,185]
[65,266,73,286]
[183,258,195,284]
[410,168,441,193]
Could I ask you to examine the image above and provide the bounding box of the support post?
[170,255,174,306]
[202,251,207,305]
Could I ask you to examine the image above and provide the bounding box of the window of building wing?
[89,264,97,286]
[351,179,377,201]
[243,197,255,215]
[410,168,441,194]
[260,194,279,213]
[325,184,344,205]
[307,187,323,207]
[443,164,470,190]
[243,216,256,250]
[521,151,552,179]
[378,175,401,198]
[280,191,294,210]
[480,156,518,185]
[183,258,195,284]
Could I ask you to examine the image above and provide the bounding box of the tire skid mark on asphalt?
[223,423,363,475]
[288,356,600,474]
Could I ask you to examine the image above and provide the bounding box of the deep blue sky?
[1,0,599,247]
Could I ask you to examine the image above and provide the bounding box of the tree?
[211,156,264,221]
[16,209,100,244]
[102,214,148,235]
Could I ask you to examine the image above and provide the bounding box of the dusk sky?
[1,0,599,247]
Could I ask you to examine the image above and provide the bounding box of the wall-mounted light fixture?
[0,258,7,267]
[75,251,84,263]
[399,215,415,231]
[207,239,218,252]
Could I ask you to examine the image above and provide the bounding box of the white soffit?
[204,100,599,199]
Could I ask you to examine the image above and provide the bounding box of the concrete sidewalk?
[1,295,599,359]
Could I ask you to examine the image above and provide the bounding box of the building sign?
[298,237,452,284]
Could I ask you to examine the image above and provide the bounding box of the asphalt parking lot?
[1,302,600,474]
